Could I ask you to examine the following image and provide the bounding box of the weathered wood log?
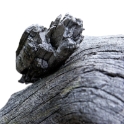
[0,35,124,124]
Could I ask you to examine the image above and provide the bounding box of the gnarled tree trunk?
[0,35,124,124]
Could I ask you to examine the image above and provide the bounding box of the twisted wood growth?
[1,35,124,124]
[16,14,84,84]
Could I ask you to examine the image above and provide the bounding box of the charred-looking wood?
[16,14,84,84]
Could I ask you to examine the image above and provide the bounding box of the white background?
[0,0,124,109]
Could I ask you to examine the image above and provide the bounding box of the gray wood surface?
[0,35,124,124]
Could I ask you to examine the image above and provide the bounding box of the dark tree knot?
[16,14,84,84]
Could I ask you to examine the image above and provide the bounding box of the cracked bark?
[0,35,124,124]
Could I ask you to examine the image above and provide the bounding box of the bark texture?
[1,35,124,124]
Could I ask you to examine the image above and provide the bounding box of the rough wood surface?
[1,35,124,124]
